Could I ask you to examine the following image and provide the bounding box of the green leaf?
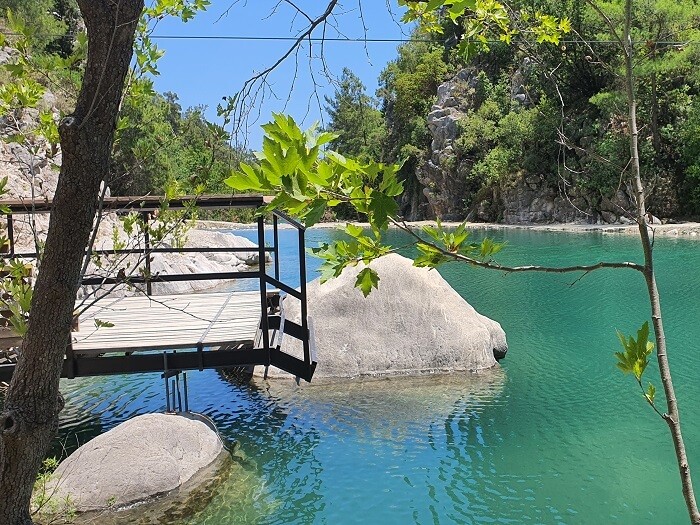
[448,0,476,21]
[94,319,115,329]
[414,243,449,268]
[645,383,656,405]
[303,198,327,227]
[224,163,268,192]
[614,321,655,381]
[367,190,398,230]
[345,224,364,238]
[355,267,380,297]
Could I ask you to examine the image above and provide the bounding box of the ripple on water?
[53,229,700,524]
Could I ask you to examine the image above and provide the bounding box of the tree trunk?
[0,2,143,523]
[623,1,700,522]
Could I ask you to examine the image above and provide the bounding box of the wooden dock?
[72,291,264,355]
[0,195,316,384]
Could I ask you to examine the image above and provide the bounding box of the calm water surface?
[55,228,700,524]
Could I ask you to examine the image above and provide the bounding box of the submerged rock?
[47,413,227,513]
[262,369,506,431]
[269,253,507,379]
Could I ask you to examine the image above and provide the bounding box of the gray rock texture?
[420,69,478,220]
[418,67,678,224]
[48,413,226,512]
[269,253,507,379]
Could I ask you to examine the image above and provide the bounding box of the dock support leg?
[163,352,171,413]
[183,373,189,413]
[257,216,271,358]
[175,374,182,412]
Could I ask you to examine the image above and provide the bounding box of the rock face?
[271,253,507,379]
[420,69,478,220]
[419,67,678,224]
[48,413,226,512]
[499,177,635,224]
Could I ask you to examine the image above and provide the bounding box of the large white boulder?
[47,413,227,512]
[271,253,507,379]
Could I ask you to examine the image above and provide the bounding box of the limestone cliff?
[419,67,679,224]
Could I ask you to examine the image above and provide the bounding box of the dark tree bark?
[0,1,143,523]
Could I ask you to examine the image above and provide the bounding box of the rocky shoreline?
[197,218,700,239]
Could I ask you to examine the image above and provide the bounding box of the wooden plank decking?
[72,291,263,354]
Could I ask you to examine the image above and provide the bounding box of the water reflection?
[189,369,506,525]
[185,377,325,524]
[49,228,700,524]
[259,369,506,436]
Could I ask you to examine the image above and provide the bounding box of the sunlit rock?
[269,253,507,379]
[47,413,227,513]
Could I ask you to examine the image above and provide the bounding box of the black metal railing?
[0,194,316,382]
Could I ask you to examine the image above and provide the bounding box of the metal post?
[183,373,189,412]
[257,216,271,356]
[163,352,170,412]
[171,379,176,412]
[142,211,152,295]
[6,214,14,256]
[273,214,280,281]
[175,373,182,412]
[298,228,310,367]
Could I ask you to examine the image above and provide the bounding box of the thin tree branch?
[389,217,645,274]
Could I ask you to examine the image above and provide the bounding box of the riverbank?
[196,219,700,238]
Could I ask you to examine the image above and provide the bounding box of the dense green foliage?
[323,0,700,220]
[324,32,455,219]
[111,90,251,197]
[0,0,79,56]
[378,39,450,218]
[1,0,251,207]
[324,68,384,162]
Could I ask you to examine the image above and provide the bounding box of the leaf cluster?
[226,115,505,297]
[415,219,503,267]
[398,0,570,58]
[226,113,403,231]
[615,321,659,410]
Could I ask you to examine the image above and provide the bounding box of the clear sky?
[150,1,414,149]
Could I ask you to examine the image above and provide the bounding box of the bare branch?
[389,217,645,274]
[227,0,339,137]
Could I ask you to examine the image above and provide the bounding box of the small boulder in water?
[47,413,227,513]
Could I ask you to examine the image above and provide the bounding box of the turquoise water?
[56,228,700,524]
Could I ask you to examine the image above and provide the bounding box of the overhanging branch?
[391,218,646,275]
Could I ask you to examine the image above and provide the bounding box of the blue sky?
[150,1,414,149]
